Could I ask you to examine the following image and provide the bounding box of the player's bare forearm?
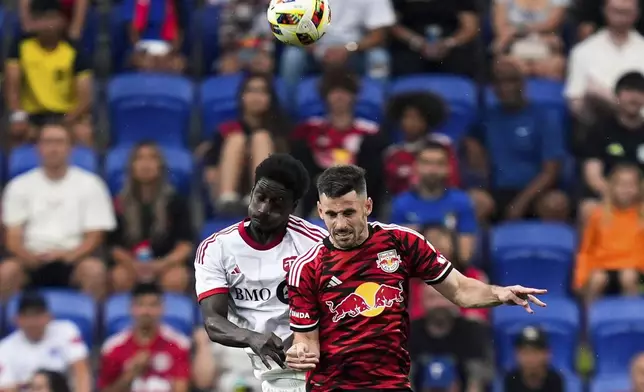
[293,330,320,355]
[435,270,502,308]
[199,294,256,348]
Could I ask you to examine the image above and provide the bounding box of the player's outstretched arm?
[200,294,287,369]
[434,269,548,313]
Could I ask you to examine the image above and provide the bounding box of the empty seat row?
[1,290,199,345]
[107,73,565,147]
[6,145,193,195]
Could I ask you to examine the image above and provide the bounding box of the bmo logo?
[233,287,272,302]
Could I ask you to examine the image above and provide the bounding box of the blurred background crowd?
[0,0,642,390]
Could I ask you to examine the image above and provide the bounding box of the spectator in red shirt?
[383,92,460,195]
[98,283,190,392]
[291,67,385,216]
[202,72,289,215]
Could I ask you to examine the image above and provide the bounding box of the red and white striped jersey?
[194,216,327,379]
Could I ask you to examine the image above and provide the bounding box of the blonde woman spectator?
[109,142,193,293]
[492,0,568,80]
[575,164,644,306]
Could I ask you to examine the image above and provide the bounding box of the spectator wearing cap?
[409,286,493,392]
[465,58,569,223]
[503,326,564,392]
[0,292,91,392]
[97,283,190,392]
[417,357,459,392]
[291,67,386,216]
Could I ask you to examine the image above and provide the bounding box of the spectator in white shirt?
[279,0,396,93]
[0,121,116,302]
[565,0,644,122]
[0,292,91,392]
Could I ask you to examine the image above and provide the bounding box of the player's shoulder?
[371,221,425,241]
[101,329,133,355]
[159,324,191,351]
[288,241,326,285]
[195,220,242,261]
[287,215,328,243]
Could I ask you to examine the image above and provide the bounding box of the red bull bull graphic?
[326,281,404,322]
[376,250,401,273]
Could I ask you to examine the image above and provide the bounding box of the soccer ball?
[266,0,330,47]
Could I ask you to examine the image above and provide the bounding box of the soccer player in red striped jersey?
[195,154,327,392]
[286,165,547,392]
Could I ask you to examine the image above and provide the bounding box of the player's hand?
[495,285,547,314]
[247,332,287,370]
[286,342,319,371]
[126,350,151,375]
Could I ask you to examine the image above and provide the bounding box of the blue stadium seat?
[105,145,193,195]
[490,222,576,296]
[492,297,580,371]
[590,373,630,392]
[200,218,243,241]
[589,298,644,375]
[8,145,98,180]
[295,77,385,122]
[104,293,195,337]
[107,73,194,146]
[6,290,96,346]
[194,6,222,75]
[389,75,477,141]
[200,74,288,138]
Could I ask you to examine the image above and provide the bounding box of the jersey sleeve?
[60,322,89,363]
[194,235,229,302]
[288,245,322,332]
[171,345,191,380]
[395,225,453,284]
[97,347,121,390]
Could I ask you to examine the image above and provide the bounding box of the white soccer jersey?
[195,215,327,383]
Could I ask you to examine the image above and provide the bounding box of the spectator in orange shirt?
[575,163,644,306]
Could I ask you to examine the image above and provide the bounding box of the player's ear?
[365,197,373,216]
[317,201,323,219]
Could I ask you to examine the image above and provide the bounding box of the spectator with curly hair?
[29,370,72,392]
[202,73,290,215]
[383,92,460,196]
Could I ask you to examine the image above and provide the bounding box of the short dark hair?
[254,154,310,201]
[418,140,450,157]
[318,67,360,98]
[39,119,72,140]
[132,282,163,298]
[317,165,367,198]
[615,71,644,93]
[35,370,71,392]
[387,92,447,130]
[18,291,48,314]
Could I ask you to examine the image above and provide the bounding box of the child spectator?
[575,163,644,305]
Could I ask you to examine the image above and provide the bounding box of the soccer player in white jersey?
[195,154,327,392]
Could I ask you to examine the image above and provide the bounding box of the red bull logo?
[376,250,401,273]
[326,281,404,322]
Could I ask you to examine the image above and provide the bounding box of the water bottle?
[134,241,153,263]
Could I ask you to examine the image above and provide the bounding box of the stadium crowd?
[0,0,643,390]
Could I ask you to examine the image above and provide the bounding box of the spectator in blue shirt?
[464,59,570,222]
[390,141,477,263]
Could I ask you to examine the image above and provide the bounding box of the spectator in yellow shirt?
[4,8,93,147]
[575,163,644,305]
